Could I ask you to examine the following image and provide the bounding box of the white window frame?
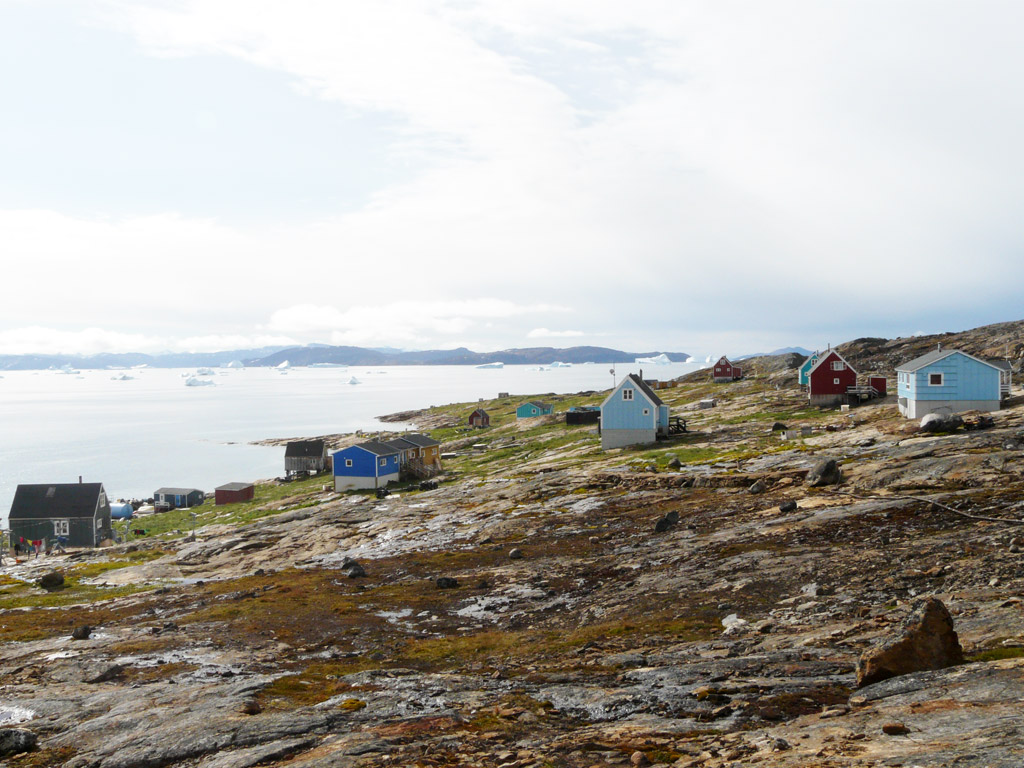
[833,377,840,385]
[379,458,387,467]
[928,372,944,386]
[831,361,845,371]
[622,388,634,401]
[53,520,69,536]
[345,459,353,467]
[643,408,650,416]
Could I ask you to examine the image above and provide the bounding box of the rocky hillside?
[1,368,1024,767]
[836,319,1024,376]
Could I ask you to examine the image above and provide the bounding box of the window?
[834,378,840,385]
[623,389,634,401]
[345,459,353,467]
[53,520,69,536]
[379,458,387,467]
[929,372,943,386]
[831,361,845,371]
[643,408,650,416]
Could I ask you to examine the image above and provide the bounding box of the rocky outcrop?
[806,459,842,487]
[855,598,964,687]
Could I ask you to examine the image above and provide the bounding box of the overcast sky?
[2,1,1023,358]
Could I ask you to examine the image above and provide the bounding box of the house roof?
[216,482,253,492]
[631,373,665,406]
[383,438,418,452]
[9,483,105,520]
[154,487,203,496]
[351,441,400,457]
[989,359,1013,371]
[520,401,551,410]
[470,408,489,416]
[896,348,1002,373]
[285,439,326,458]
[401,433,441,448]
[807,350,857,377]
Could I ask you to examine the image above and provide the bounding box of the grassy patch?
[968,646,1024,663]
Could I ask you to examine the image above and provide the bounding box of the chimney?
[79,475,82,484]
[938,342,942,351]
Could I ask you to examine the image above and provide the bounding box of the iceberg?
[475,361,504,369]
[635,353,671,365]
[221,360,244,369]
[184,376,215,387]
[275,360,290,369]
[347,376,361,385]
[549,361,572,368]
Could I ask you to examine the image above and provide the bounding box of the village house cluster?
[8,345,1016,550]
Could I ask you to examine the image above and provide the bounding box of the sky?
[2,0,1023,359]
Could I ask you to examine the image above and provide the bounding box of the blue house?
[600,373,670,449]
[332,441,401,491]
[516,401,553,419]
[798,351,821,386]
[896,348,1003,419]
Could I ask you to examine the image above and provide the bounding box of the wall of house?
[601,427,657,450]
[10,515,103,548]
[899,397,1000,419]
[601,387,657,431]
[900,353,1000,404]
[332,447,400,489]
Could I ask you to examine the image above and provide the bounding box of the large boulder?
[0,728,37,757]
[856,597,964,687]
[806,459,842,487]
[920,413,964,433]
[37,571,65,590]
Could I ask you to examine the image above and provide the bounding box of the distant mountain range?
[736,346,813,360]
[0,345,691,370]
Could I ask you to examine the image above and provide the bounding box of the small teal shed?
[516,401,553,419]
[896,348,1002,419]
[600,373,670,449]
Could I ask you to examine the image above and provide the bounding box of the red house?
[712,356,743,382]
[215,482,255,505]
[468,408,490,428]
[807,350,858,406]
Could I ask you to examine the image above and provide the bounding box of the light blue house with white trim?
[896,348,1003,419]
[516,401,553,419]
[332,441,401,490]
[798,351,821,386]
[600,373,670,449]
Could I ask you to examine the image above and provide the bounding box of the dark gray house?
[153,487,205,510]
[9,482,112,548]
[284,439,328,477]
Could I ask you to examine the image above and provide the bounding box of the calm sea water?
[0,361,702,520]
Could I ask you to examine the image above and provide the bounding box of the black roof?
[9,483,106,520]
[216,482,254,492]
[400,433,441,448]
[383,438,418,452]
[354,441,401,457]
[285,439,326,458]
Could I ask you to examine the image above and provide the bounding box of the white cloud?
[527,328,584,339]
[3,2,1024,355]
[0,326,164,356]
